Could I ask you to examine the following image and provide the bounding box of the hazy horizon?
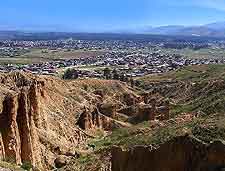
[1,0,225,32]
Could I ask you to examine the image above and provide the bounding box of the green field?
[160,47,225,59]
[0,48,106,64]
[1,47,225,65]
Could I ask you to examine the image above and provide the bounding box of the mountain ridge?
[1,21,225,39]
[142,21,225,37]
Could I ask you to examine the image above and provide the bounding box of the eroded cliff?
[112,135,225,171]
[0,72,146,170]
[0,72,94,170]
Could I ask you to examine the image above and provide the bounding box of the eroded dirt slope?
[0,72,141,170]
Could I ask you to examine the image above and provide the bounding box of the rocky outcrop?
[111,135,225,171]
[77,108,129,131]
[77,108,102,130]
[0,72,90,170]
[119,92,171,123]
[0,72,143,170]
[137,104,156,121]
[128,99,170,123]
[0,81,44,168]
[0,94,21,164]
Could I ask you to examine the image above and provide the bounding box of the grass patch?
[160,47,225,59]
[92,114,225,151]
[170,103,194,117]
[78,154,98,164]
[139,64,225,84]
[0,161,25,171]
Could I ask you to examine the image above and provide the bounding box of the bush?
[63,68,79,79]
[21,162,32,171]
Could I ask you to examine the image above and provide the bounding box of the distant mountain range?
[1,21,225,39]
[142,21,225,37]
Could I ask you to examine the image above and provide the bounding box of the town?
[0,38,224,78]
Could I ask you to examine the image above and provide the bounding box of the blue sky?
[1,0,225,32]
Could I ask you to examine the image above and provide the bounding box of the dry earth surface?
[1,64,225,170]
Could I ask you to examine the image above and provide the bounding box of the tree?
[112,69,119,80]
[103,67,111,79]
[130,77,134,88]
[120,73,125,82]
[63,68,79,79]
[124,75,129,83]
[135,80,141,87]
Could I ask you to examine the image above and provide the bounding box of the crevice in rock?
[1,94,21,164]
[17,90,33,165]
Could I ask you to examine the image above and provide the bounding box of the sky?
[1,0,225,32]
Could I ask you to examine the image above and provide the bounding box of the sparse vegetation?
[80,64,225,161]
[0,161,25,171]
[137,64,225,116]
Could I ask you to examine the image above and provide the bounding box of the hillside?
[0,72,143,170]
[143,21,225,37]
[138,64,225,115]
[70,64,225,171]
[1,65,225,170]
